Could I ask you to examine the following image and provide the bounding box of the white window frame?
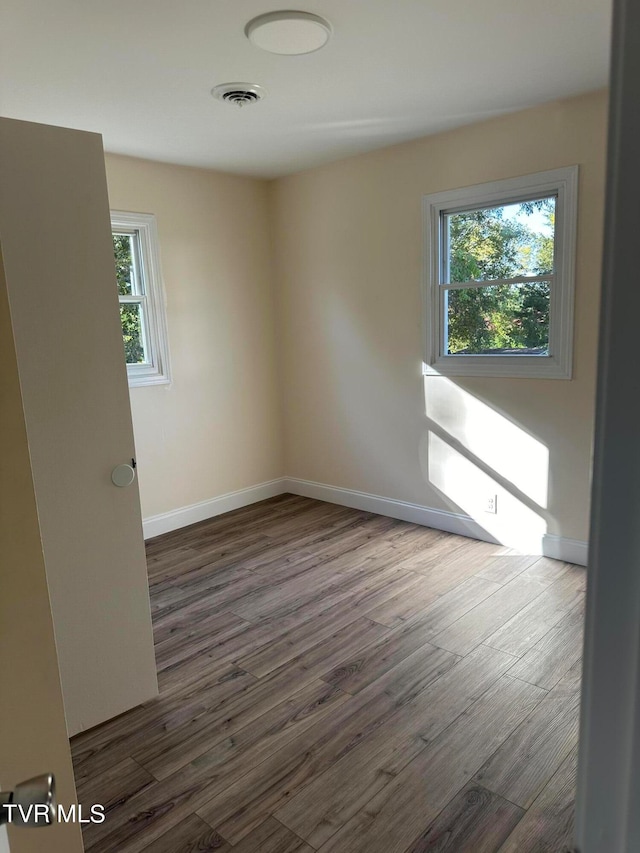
[422,166,579,379]
[111,210,171,387]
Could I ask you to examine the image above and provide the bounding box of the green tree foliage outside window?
[446,198,555,354]
[113,233,146,364]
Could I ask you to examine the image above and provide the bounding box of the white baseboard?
[283,477,500,542]
[142,478,287,539]
[283,477,588,566]
[540,533,589,566]
[143,475,588,566]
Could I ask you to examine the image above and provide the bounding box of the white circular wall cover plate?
[245,11,332,55]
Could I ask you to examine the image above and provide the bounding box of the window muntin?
[423,168,578,379]
[111,212,171,386]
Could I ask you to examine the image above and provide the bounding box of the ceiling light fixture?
[245,11,332,55]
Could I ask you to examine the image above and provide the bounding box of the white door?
[0,117,158,738]
[0,252,83,851]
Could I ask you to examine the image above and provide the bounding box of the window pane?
[120,303,147,364]
[113,231,145,296]
[445,196,556,283]
[113,233,135,295]
[446,281,551,355]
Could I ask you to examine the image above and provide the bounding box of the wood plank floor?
[71,494,585,853]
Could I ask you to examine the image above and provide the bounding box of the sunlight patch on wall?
[425,377,549,508]
[428,432,547,553]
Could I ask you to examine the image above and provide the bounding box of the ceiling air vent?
[211,83,266,108]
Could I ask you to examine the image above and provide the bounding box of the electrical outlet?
[485,494,498,514]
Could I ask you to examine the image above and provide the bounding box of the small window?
[423,167,578,379]
[111,211,171,387]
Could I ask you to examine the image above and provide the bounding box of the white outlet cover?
[485,495,498,514]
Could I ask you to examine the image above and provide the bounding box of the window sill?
[423,354,572,380]
[127,367,171,388]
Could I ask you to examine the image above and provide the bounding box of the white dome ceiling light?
[245,11,332,55]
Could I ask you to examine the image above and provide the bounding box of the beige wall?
[104,155,283,521]
[101,91,605,550]
[0,250,83,853]
[272,91,607,547]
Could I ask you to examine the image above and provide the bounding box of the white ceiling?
[1,0,611,178]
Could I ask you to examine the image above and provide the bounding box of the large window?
[111,211,171,387]
[423,167,578,379]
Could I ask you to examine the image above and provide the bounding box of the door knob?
[111,463,136,487]
[0,773,56,827]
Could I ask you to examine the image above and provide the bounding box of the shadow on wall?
[421,375,551,553]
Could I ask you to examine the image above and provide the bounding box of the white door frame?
[575,0,640,849]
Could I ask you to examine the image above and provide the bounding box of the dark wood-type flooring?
[71,494,585,853]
